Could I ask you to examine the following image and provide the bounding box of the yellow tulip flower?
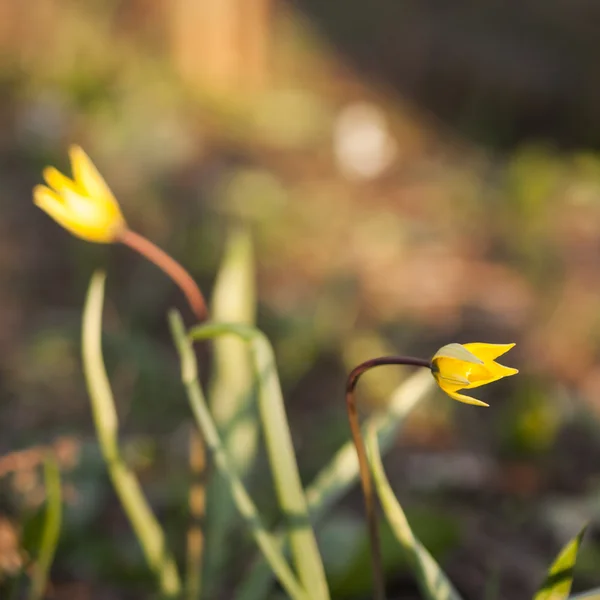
[33,145,127,243]
[431,342,518,406]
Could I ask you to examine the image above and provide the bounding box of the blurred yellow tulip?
[431,342,518,406]
[34,145,126,243]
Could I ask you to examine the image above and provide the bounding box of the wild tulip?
[345,341,518,599]
[34,146,207,321]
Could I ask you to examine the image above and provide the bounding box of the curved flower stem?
[118,228,208,322]
[346,356,432,600]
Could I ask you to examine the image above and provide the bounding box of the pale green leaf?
[204,227,258,593]
[169,311,308,600]
[28,458,62,600]
[190,322,330,600]
[82,271,181,597]
[236,369,433,600]
[534,526,587,600]
[366,426,463,600]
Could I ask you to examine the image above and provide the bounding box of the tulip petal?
[446,389,490,407]
[34,185,78,233]
[432,343,484,364]
[43,167,79,195]
[69,145,118,206]
[433,369,471,388]
[60,187,116,242]
[466,364,518,389]
[495,364,519,377]
[462,343,516,361]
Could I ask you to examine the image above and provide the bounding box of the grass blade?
[82,271,181,597]
[236,369,433,600]
[570,590,600,599]
[28,458,62,600]
[366,425,463,600]
[204,228,258,592]
[170,311,308,600]
[189,322,330,600]
[534,526,587,600]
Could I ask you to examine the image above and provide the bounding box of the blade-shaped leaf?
[534,526,587,600]
[210,226,257,438]
[28,458,62,600]
[236,369,433,600]
[169,311,307,600]
[366,425,463,600]
[82,271,181,596]
[569,589,600,599]
[189,322,330,600]
[204,227,258,593]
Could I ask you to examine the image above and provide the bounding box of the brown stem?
[118,228,208,322]
[186,425,206,599]
[346,355,432,600]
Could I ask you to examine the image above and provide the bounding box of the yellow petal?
[61,187,123,243]
[466,364,518,389]
[435,372,471,388]
[462,343,516,362]
[69,145,118,206]
[34,184,65,212]
[43,167,80,195]
[446,388,490,407]
[431,360,471,388]
[34,185,80,235]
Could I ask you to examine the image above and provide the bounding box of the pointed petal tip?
[33,187,44,207]
[33,184,56,207]
[67,144,119,209]
[42,166,78,193]
[498,342,517,356]
[68,144,84,159]
[42,166,57,182]
[447,389,490,407]
[463,342,517,361]
[492,363,519,378]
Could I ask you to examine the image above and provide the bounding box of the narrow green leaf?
[236,369,433,600]
[210,226,257,437]
[82,271,181,597]
[569,589,600,599]
[169,311,308,600]
[366,425,463,600]
[189,322,330,600]
[204,228,258,591]
[534,526,587,600]
[28,458,62,600]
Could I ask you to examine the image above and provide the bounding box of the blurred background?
[1,0,600,598]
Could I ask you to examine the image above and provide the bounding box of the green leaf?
[534,526,587,600]
[210,226,257,438]
[236,369,434,600]
[570,589,600,600]
[204,228,258,592]
[27,458,62,600]
[366,425,464,600]
[82,271,181,597]
[169,311,308,600]
[189,322,330,600]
